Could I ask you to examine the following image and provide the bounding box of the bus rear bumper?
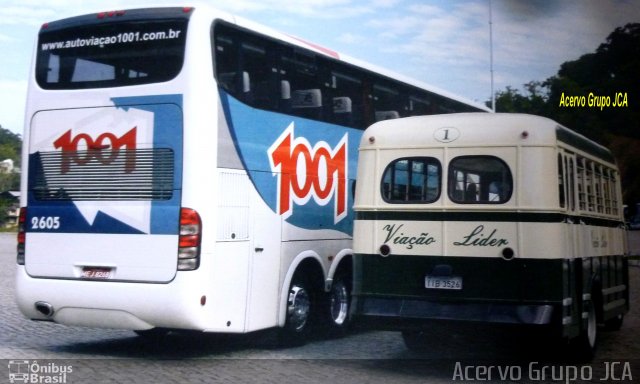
[352,297,555,329]
[15,266,209,332]
[58,307,155,330]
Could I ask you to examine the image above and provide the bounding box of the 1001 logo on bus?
[269,123,348,224]
[53,127,137,174]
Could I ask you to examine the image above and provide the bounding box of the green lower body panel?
[352,254,564,329]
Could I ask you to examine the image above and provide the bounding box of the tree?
[489,23,640,205]
[492,81,549,115]
[0,124,21,168]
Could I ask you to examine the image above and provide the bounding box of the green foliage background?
[490,23,640,207]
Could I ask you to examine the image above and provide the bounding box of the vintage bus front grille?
[31,148,175,201]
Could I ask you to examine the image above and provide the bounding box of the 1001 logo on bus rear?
[53,127,137,174]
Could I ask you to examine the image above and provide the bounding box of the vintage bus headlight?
[178,208,201,271]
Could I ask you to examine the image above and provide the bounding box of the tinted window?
[382,157,441,203]
[448,156,512,204]
[36,18,188,89]
[212,21,486,130]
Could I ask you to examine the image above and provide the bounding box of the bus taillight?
[178,208,201,271]
[17,207,26,265]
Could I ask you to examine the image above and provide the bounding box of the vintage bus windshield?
[36,18,188,89]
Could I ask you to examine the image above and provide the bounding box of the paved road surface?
[1,233,639,383]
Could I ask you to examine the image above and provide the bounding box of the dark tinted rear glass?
[36,13,189,89]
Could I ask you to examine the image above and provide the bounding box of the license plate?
[425,276,462,290]
[82,267,113,279]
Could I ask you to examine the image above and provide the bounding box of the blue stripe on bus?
[111,94,183,235]
[219,91,361,235]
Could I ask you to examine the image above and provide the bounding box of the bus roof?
[361,113,616,165]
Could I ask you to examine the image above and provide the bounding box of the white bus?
[352,113,629,358]
[16,6,488,343]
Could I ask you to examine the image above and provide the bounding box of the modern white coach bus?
[352,113,629,357]
[15,6,488,343]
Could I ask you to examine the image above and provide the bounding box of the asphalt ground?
[1,233,639,383]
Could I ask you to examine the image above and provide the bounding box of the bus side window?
[585,160,594,212]
[567,155,576,211]
[409,95,431,116]
[214,34,239,94]
[214,27,278,111]
[577,158,586,211]
[240,41,275,110]
[372,83,404,122]
[595,165,604,213]
[280,49,326,121]
[611,171,620,216]
[603,170,611,215]
[558,153,566,208]
[328,70,364,128]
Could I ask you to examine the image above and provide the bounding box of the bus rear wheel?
[278,273,315,346]
[325,270,351,337]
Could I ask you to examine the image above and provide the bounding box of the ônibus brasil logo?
[268,123,348,224]
[53,127,137,174]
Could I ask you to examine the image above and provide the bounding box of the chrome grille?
[31,148,174,201]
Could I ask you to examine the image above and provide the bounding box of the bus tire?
[571,298,598,361]
[325,267,351,337]
[278,272,315,346]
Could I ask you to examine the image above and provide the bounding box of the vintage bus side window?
[381,157,441,203]
[585,160,595,212]
[448,156,512,204]
[610,171,619,215]
[603,169,612,214]
[566,154,576,211]
[577,158,586,210]
[559,152,577,211]
[574,154,620,217]
[558,153,566,208]
[595,164,604,213]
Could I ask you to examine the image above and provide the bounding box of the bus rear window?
[36,18,188,89]
[381,157,441,203]
[448,156,512,204]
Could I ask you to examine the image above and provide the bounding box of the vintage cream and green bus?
[351,113,629,358]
